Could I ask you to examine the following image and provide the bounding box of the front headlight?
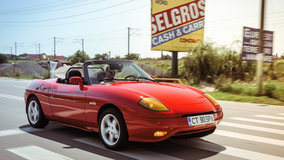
[138,97,169,111]
[204,93,219,106]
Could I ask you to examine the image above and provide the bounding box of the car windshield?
[86,61,154,84]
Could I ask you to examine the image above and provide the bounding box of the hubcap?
[100,114,120,146]
[28,100,39,125]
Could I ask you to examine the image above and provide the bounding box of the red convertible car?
[25,60,223,150]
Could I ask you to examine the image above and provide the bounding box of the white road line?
[74,137,182,160]
[254,115,284,121]
[230,117,284,127]
[0,126,61,137]
[0,129,25,137]
[214,130,284,147]
[7,145,73,160]
[0,93,23,101]
[14,86,26,89]
[175,139,284,160]
[220,121,284,135]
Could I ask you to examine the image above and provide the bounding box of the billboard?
[242,26,273,63]
[151,0,205,52]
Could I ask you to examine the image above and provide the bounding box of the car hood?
[110,81,206,106]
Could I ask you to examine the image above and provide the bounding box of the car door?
[49,83,87,127]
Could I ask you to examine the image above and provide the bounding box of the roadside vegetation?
[136,42,284,106]
[208,91,284,106]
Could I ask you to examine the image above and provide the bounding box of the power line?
[0,3,149,27]
[0,0,86,14]
[0,0,136,23]
[1,0,105,15]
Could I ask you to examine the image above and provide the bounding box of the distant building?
[27,54,42,60]
[48,55,66,61]
[25,54,66,61]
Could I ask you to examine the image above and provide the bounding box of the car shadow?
[19,122,226,160]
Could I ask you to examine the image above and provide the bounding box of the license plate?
[187,114,214,126]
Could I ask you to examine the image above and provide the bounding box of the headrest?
[67,70,82,79]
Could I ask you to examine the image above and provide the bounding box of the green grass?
[217,80,284,102]
[208,91,284,106]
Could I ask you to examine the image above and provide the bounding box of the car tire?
[99,108,128,150]
[26,96,49,128]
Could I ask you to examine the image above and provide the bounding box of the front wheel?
[26,96,49,128]
[99,108,128,150]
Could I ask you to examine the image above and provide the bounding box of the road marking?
[175,138,284,160]
[254,115,284,121]
[230,117,284,127]
[0,125,62,137]
[74,137,182,160]
[214,130,284,147]
[14,86,26,89]
[220,121,284,135]
[0,93,23,101]
[0,129,25,137]
[7,145,73,160]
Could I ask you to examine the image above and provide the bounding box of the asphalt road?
[0,77,284,160]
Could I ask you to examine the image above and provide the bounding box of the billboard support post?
[172,51,178,77]
[257,0,265,95]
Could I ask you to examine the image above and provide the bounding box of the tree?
[181,43,243,84]
[114,55,122,60]
[94,53,108,60]
[0,54,8,64]
[124,53,140,60]
[68,50,90,64]
[162,54,171,60]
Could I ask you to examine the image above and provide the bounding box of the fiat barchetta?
[25,60,223,150]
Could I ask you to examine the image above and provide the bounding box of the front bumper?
[126,111,223,142]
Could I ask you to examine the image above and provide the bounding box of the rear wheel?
[99,108,128,150]
[27,96,49,128]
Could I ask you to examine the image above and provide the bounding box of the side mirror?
[150,75,155,79]
[69,76,83,90]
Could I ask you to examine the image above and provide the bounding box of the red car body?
[24,60,223,145]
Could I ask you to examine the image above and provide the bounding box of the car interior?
[56,67,86,84]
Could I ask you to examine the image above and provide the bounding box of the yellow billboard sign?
[151,0,205,52]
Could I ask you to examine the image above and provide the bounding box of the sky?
[0,0,284,58]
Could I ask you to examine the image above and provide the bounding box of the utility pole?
[38,43,41,54]
[109,51,111,59]
[54,37,56,59]
[15,42,17,55]
[82,38,84,52]
[256,0,265,95]
[161,51,163,60]
[128,27,130,60]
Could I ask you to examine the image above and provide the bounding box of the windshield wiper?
[136,77,158,82]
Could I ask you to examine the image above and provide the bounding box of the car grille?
[181,111,215,117]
